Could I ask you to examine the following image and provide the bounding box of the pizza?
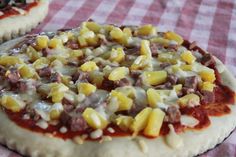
[0,21,235,157]
[0,0,49,43]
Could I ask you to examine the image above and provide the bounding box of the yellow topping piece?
[177,93,200,107]
[108,67,129,81]
[26,46,41,62]
[110,90,133,111]
[33,57,50,69]
[147,88,162,108]
[18,64,35,78]
[78,36,88,47]
[173,84,183,94]
[0,56,23,66]
[70,50,83,58]
[36,35,49,49]
[142,70,167,86]
[158,53,177,64]
[181,51,196,64]
[116,115,134,131]
[137,24,156,36]
[49,38,63,49]
[89,71,104,87]
[80,61,98,72]
[164,31,183,45]
[49,83,69,103]
[82,108,108,129]
[180,64,193,71]
[1,95,25,112]
[110,27,124,40]
[140,40,152,58]
[131,55,149,70]
[50,109,61,120]
[199,70,216,83]
[86,21,101,33]
[200,81,215,92]
[130,107,152,134]
[123,27,132,37]
[109,47,125,63]
[150,37,169,47]
[77,83,96,96]
[144,108,165,137]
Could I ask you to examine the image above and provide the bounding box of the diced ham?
[16,81,28,92]
[182,87,195,95]
[201,54,215,67]
[167,74,178,85]
[189,41,197,50]
[200,90,215,105]
[160,63,171,69]
[124,46,140,55]
[6,68,20,84]
[50,72,61,83]
[37,67,52,77]
[115,78,132,87]
[150,43,161,57]
[0,65,6,76]
[184,76,198,89]
[41,48,50,57]
[165,106,181,123]
[72,71,89,83]
[66,40,79,50]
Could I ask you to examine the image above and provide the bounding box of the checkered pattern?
[1,0,236,156]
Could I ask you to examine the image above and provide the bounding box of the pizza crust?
[0,38,236,157]
[0,0,49,43]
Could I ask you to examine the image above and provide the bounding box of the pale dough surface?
[0,0,49,43]
[0,37,236,157]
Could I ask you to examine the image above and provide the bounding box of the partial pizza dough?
[0,37,236,157]
[0,0,49,43]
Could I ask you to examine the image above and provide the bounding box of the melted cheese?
[166,124,183,149]
[180,115,199,128]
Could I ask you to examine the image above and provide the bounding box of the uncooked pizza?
[0,0,49,43]
[0,22,235,157]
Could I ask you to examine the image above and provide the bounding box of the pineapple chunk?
[130,107,152,134]
[180,64,192,71]
[49,103,63,120]
[70,50,83,58]
[26,46,41,62]
[33,57,50,69]
[177,94,200,107]
[158,53,177,64]
[143,108,165,137]
[61,75,72,86]
[116,115,134,131]
[86,36,99,46]
[80,61,98,72]
[82,108,108,129]
[36,35,49,49]
[199,70,216,83]
[171,65,180,73]
[86,22,101,33]
[137,24,156,36]
[109,47,125,63]
[18,64,35,78]
[164,31,183,45]
[123,27,132,37]
[1,95,25,112]
[115,86,136,99]
[48,38,63,49]
[78,36,88,47]
[49,83,69,103]
[173,84,182,94]
[140,40,152,58]
[110,91,133,111]
[0,56,23,66]
[142,71,167,86]
[131,55,149,70]
[108,67,129,81]
[147,88,162,107]
[110,27,124,40]
[89,71,104,87]
[200,82,215,92]
[77,83,96,96]
[150,37,169,47]
[181,51,196,64]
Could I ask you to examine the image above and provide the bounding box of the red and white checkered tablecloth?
[1,0,236,156]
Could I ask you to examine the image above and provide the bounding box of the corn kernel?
[48,38,63,49]
[199,70,216,83]
[180,64,193,71]
[33,57,50,69]
[0,56,23,66]
[77,83,96,96]
[164,31,183,45]
[110,91,133,111]
[115,86,136,99]
[78,36,88,47]
[1,95,25,112]
[131,55,149,70]
[140,40,152,58]
[26,46,41,62]
[173,84,182,94]
[18,64,35,78]
[49,83,69,103]
[109,47,125,63]
[177,93,200,107]
[80,61,98,72]
[181,51,196,64]
[110,27,124,40]
[82,108,108,129]
[142,70,167,86]
[116,115,134,131]
[130,107,152,134]
[147,88,162,108]
[123,27,132,37]
[108,67,129,81]
[137,24,156,36]
[200,81,215,92]
[157,53,177,64]
[86,22,101,33]
[143,108,165,137]
[36,35,49,49]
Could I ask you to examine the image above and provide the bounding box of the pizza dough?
[0,0,49,43]
[0,24,235,157]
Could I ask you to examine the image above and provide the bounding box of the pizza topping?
[0,21,235,142]
[165,124,183,149]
